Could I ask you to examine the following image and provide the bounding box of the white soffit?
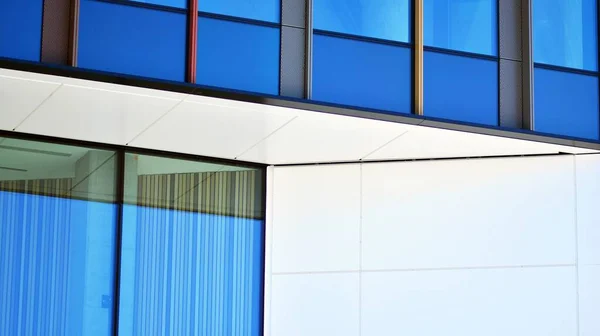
[1,68,597,165]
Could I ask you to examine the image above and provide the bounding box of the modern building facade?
[0,0,599,335]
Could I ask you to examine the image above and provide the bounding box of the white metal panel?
[0,73,60,131]
[361,267,577,336]
[364,126,567,160]
[361,156,577,270]
[238,111,409,164]
[16,84,180,145]
[272,164,361,273]
[271,273,359,336]
[129,98,295,160]
[576,154,600,265]
[579,265,600,336]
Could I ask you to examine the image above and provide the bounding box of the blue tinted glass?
[313,34,411,113]
[128,0,186,8]
[79,0,186,81]
[424,51,498,125]
[200,0,280,23]
[533,0,597,70]
[424,0,497,55]
[197,18,280,95]
[0,0,43,61]
[118,155,264,336]
[0,140,118,336]
[534,67,599,140]
[314,0,410,42]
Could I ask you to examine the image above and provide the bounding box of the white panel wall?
[576,155,600,336]
[266,154,600,336]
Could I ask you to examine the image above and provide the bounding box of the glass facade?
[0,0,599,148]
[312,0,412,113]
[424,0,497,56]
[423,0,499,126]
[533,0,599,140]
[0,138,118,335]
[0,136,265,336]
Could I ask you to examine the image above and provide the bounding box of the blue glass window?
[0,0,43,61]
[128,0,186,9]
[78,0,187,81]
[197,18,280,95]
[313,34,411,113]
[200,0,280,23]
[424,0,497,55]
[0,139,118,335]
[118,154,264,336]
[314,0,410,42]
[533,0,597,70]
[534,68,599,140]
[424,51,498,125]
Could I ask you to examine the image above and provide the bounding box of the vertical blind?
[121,169,264,336]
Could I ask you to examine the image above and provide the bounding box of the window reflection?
[533,0,597,70]
[0,138,118,336]
[118,154,264,336]
[424,0,497,55]
[314,0,411,42]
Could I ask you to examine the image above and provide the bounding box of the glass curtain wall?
[533,0,599,140]
[118,153,264,336]
[0,137,118,336]
[0,136,266,336]
[312,0,412,113]
[423,0,498,125]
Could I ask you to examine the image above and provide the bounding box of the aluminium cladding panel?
[280,26,306,98]
[78,0,187,82]
[362,267,577,336]
[499,0,522,62]
[0,0,43,62]
[499,59,523,129]
[361,156,577,270]
[282,0,306,28]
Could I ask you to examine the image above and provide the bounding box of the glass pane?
[200,0,280,23]
[0,0,43,61]
[424,51,498,125]
[313,34,412,113]
[197,18,280,95]
[127,0,186,8]
[424,0,497,55]
[78,0,187,81]
[0,138,118,335]
[118,154,264,336]
[314,0,410,42]
[533,0,597,70]
[534,67,599,140]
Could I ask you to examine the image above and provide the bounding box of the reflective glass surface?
[118,154,264,336]
[128,0,186,8]
[424,0,497,55]
[0,0,43,61]
[0,138,118,336]
[534,67,599,140]
[313,34,412,113]
[200,0,280,23]
[197,18,280,94]
[79,0,187,81]
[533,0,597,70]
[314,0,410,42]
[424,51,498,125]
